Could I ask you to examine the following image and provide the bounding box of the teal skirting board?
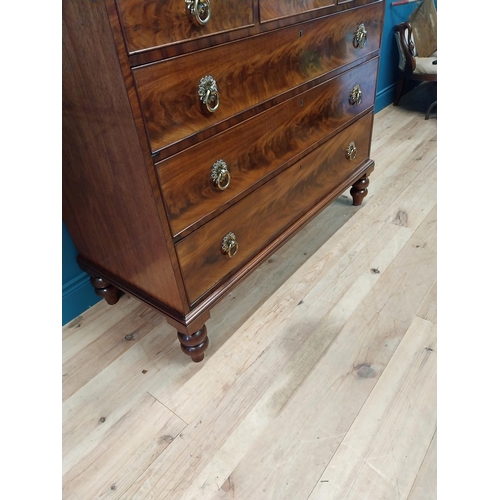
[62,273,100,326]
[62,221,100,326]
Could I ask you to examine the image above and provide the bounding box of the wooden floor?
[62,84,437,500]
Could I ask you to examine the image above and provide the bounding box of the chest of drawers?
[63,0,385,362]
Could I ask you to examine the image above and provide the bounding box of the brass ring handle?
[185,0,211,25]
[205,89,220,113]
[346,141,357,161]
[353,23,367,48]
[221,232,238,259]
[211,160,231,190]
[349,84,362,106]
[198,75,220,113]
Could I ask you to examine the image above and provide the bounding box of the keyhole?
[299,30,303,38]
[300,99,303,106]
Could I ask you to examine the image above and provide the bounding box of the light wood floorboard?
[407,430,437,500]
[62,85,437,500]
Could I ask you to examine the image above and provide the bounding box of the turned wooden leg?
[350,174,370,206]
[90,276,119,305]
[178,325,209,363]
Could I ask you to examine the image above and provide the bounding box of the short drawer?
[115,0,254,54]
[133,1,383,152]
[260,0,380,23]
[158,58,378,237]
[175,112,374,304]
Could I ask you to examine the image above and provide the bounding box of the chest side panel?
[62,0,187,312]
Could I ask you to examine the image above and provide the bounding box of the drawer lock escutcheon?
[198,75,220,113]
[349,84,362,106]
[353,23,368,48]
[211,160,231,190]
[346,142,357,161]
[185,0,211,25]
[221,232,238,259]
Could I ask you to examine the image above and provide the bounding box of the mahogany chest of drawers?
[63,0,385,361]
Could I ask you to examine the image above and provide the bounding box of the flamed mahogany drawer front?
[176,112,374,304]
[260,0,380,23]
[133,2,383,152]
[158,58,378,237]
[116,0,254,54]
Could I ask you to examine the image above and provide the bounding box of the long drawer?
[158,58,378,237]
[176,112,374,304]
[116,0,254,54]
[133,2,383,152]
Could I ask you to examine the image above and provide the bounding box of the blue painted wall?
[375,0,423,111]
[62,221,100,325]
[62,0,429,325]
